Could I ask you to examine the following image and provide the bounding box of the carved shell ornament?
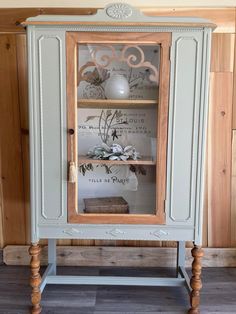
[106,3,133,20]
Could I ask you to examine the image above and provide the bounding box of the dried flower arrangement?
[85,109,141,161]
[88,143,140,161]
[78,109,146,176]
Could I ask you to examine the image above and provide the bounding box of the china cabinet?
[24,3,215,313]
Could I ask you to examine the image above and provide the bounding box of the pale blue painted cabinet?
[25,3,215,313]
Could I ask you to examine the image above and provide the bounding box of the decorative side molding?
[168,34,201,224]
[38,34,64,221]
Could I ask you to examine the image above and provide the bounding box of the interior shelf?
[77,99,157,108]
[78,156,156,165]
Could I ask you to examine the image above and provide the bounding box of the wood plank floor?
[0,266,235,313]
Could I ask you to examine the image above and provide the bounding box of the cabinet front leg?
[188,245,203,314]
[29,243,42,314]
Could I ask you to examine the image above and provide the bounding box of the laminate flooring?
[0,266,235,314]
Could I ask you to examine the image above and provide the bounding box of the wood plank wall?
[0,8,236,249]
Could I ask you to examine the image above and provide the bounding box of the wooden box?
[84,197,129,214]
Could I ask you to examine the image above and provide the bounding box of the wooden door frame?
[66,31,171,224]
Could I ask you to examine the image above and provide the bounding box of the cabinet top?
[23,2,216,29]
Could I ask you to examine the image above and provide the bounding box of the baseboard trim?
[3,245,236,267]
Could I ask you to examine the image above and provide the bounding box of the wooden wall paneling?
[211,33,235,72]
[114,240,162,247]
[231,130,236,247]
[161,241,177,248]
[71,240,94,246]
[57,239,72,246]
[202,141,208,248]
[0,8,235,34]
[233,9,236,130]
[0,154,4,248]
[0,8,97,33]
[94,240,117,246]
[230,11,235,247]
[145,8,236,33]
[208,72,233,247]
[0,34,26,245]
[15,34,30,244]
[4,245,236,267]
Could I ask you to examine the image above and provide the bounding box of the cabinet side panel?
[194,29,212,245]
[166,31,203,226]
[34,29,67,225]
[28,27,39,242]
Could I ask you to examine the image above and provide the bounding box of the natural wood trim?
[78,99,157,108]
[73,30,170,43]
[78,156,156,165]
[68,213,165,224]
[67,31,170,225]
[66,32,78,220]
[156,33,171,223]
[4,245,236,267]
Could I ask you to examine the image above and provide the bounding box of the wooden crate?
[84,197,129,214]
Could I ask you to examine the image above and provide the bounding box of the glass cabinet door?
[66,32,171,224]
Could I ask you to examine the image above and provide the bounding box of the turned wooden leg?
[29,243,42,314]
[188,245,204,314]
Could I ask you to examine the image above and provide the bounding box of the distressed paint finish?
[26,5,213,245]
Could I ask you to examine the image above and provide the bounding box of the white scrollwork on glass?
[88,45,159,84]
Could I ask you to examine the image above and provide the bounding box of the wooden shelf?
[77,99,157,108]
[78,155,156,165]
